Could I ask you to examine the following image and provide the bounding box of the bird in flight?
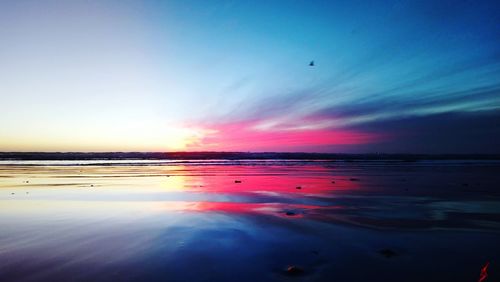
[309,60,315,67]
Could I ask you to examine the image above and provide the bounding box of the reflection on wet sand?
[1,160,500,281]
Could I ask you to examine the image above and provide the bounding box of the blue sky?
[1,0,499,153]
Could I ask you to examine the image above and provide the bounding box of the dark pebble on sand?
[379,248,397,258]
[286,266,304,276]
[11,193,15,195]
[234,180,242,183]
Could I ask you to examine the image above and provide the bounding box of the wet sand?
[0,160,499,281]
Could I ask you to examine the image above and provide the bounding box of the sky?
[0,0,499,153]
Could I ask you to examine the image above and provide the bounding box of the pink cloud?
[186,119,387,151]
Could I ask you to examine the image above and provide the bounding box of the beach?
[1,159,499,281]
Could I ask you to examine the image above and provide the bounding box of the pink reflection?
[161,201,341,219]
[176,165,360,196]
[154,165,359,218]
[1,163,362,220]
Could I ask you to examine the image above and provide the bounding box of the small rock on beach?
[285,265,304,276]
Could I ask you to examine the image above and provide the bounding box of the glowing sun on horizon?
[163,126,217,151]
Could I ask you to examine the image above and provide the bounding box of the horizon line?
[1,151,500,161]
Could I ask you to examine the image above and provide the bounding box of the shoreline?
[1,151,500,161]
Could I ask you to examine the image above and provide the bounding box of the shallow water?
[0,160,499,281]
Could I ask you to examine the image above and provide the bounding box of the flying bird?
[309,60,315,67]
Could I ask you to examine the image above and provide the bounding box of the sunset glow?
[185,120,385,151]
[0,1,499,153]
